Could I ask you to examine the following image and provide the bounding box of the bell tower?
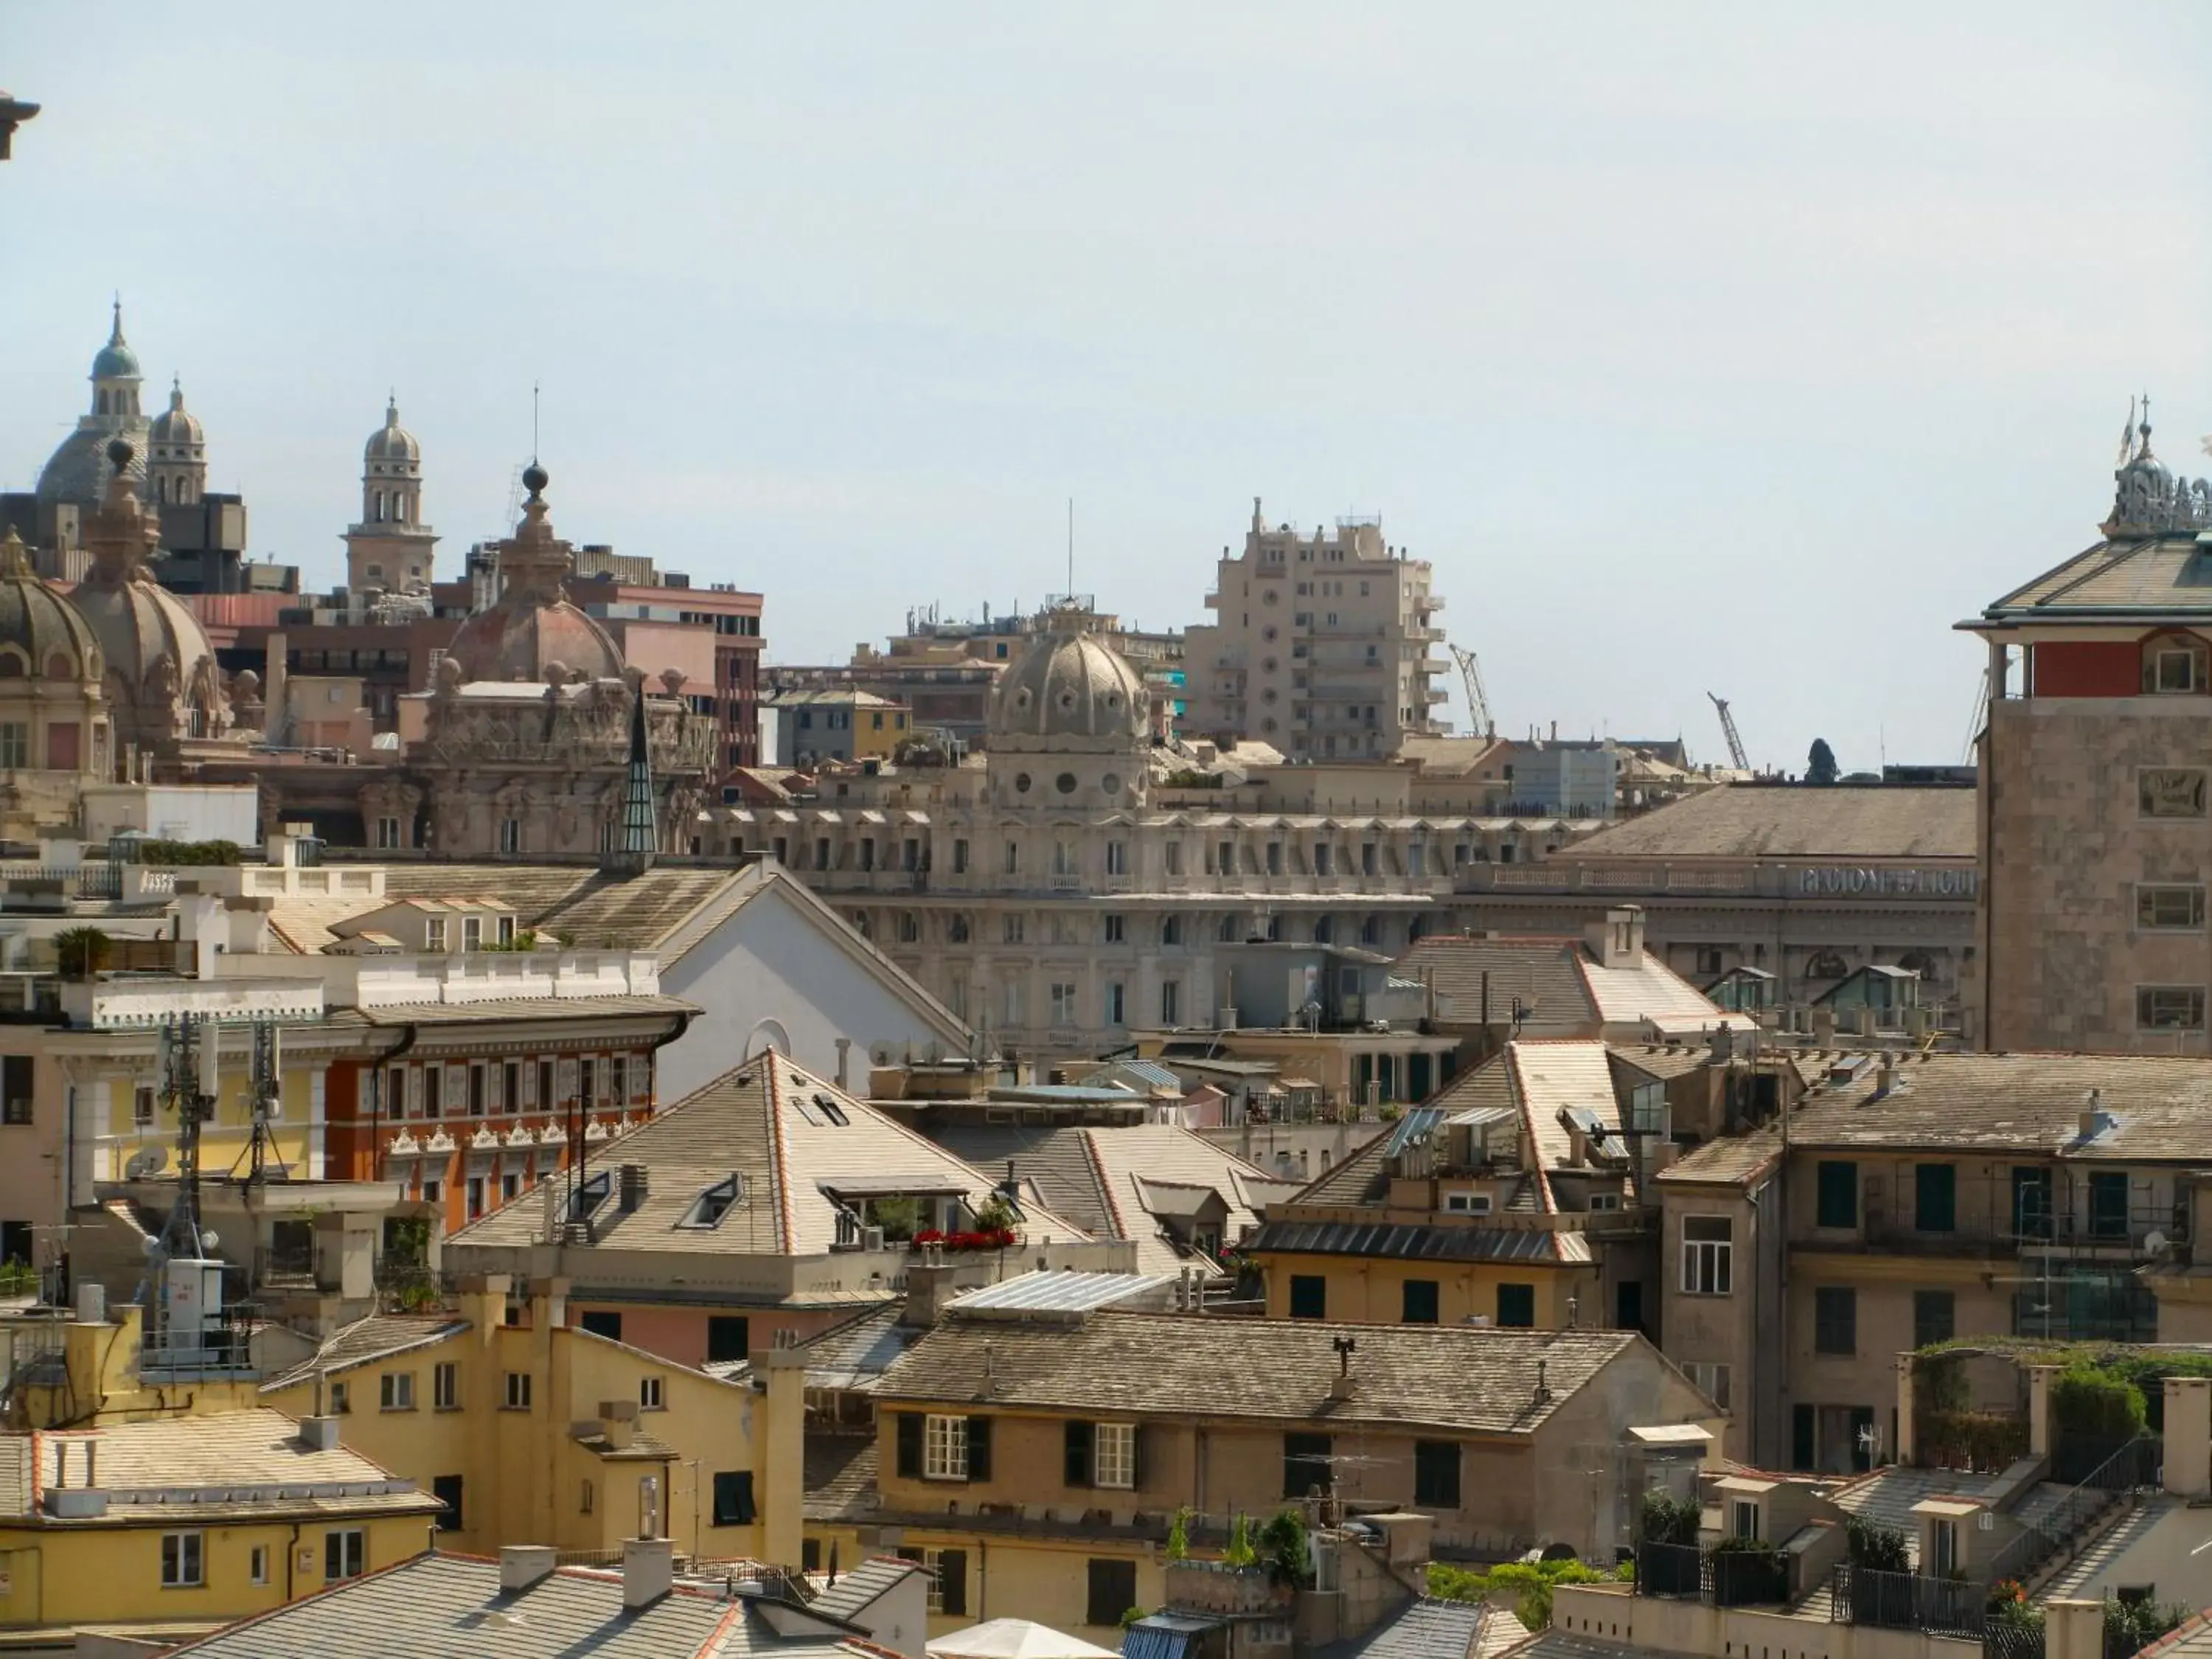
[343,396,439,596]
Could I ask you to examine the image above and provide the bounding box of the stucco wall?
[658,882,959,1102]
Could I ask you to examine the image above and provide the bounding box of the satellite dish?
[123,1150,154,1180]
[199,1230,219,1252]
[2147,1230,2170,1256]
[141,1145,168,1175]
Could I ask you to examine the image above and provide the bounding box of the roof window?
[567,1171,611,1224]
[683,1175,745,1229]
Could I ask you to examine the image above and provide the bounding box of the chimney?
[2080,1088,2107,1141]
[835,1038,852,1092]
[622,1537,674,1609]
[617,1163,648,1214]
[759,1343,807,1569]
[1878,1051,1898,1095]
[1534,1359,1551,1407]
[500,1545,558,1590]
[298,1416,341,1451]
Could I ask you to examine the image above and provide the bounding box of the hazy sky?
[7,4,2209,772]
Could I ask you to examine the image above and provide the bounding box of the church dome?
[0,529,100,682]
[37,425,145,506]
[987,613,1150,754]
[74,441,228,740]
[148,381,203,448]
[366,397,420,465]
[91,338,140,382]
[442,464,622,685]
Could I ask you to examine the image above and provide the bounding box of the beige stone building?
[742,613,1604,1060]
[1182,500,1447,760]
[1966,413,2212,1051]
[1657,1050,2212,1474]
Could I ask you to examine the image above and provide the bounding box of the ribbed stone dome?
[366,397,420,464]
[987,614,1149,754]
[0,530,100,681]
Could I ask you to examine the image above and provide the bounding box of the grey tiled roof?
[874,1310,1653,1436]
[164,1551,873,1658]
[354,993,699,1026]
[1397,937,1598,1029]
[804,1433,880,1523]
[807,1554,920,1620]
[259,1314,470,1393]
[1549,783,1974,861]
[1315,1599,1486,1659]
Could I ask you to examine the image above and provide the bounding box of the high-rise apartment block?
[1968,411,2212,1051]
[1182,499,1447,759]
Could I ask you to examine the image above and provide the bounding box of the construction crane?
[1706,692,1750,771]
[1449,644,1494,738]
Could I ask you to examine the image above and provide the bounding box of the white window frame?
[375,815,401,850]
[433,1361,458,1410]
[161,1530,204,1587]
[2136,884,2207,931]
[380,1370,414,1411]
[425,917,448,952]
[2156,646,2200,694]
[1681,1215,1733,1295]
[1444,1192,1492,1214]
[640,1376,664,1411]
[505,1371,532,1410]
[922,1413,968,1481]
[1094,1422,1136,1490]
[922,1547,950,1613]
[1049,983,1078,1026]
[324,1527,366,1582]
[1588,1192,1623,1213]
[2138,985,2208,1031]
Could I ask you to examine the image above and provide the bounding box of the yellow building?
[0,1407,437,1637]
[818,1299,1717,1648]
[256,1273,804,1566]
[1245,1040,1652,1332]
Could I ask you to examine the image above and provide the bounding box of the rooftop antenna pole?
[1067,498,1074,601]
[532,381,540,465]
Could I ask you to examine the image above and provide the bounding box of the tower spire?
[110,293,124,345]
[608,670,658,877]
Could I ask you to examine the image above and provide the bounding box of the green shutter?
[965,1416,992,1481]
[1065,1420,1093,1488]
[1816,1161,1858,1229]
[1497,1283,1535,1328]
[1914,1164,1955,1234]
[937,1548,968,1616]
[896,1413,922,1480]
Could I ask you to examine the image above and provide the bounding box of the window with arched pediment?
[0,650,24,678]
[2142,630,2210,695]
[1805,950,1848,980]
[46,653,73,681]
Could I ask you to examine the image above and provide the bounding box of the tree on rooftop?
[1807,739,1840,785]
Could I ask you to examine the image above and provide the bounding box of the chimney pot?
[622,1536,674,1608]
[500,1545,558,1590]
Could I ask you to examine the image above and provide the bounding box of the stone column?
[2166,1377,2211,1496]
[1896,1352,1916,1466]
[2044,1599,2103,1659]
[2026,1364,2062,1459]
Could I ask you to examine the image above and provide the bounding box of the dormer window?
[425,918,448,952]
[498,914,516,947]
[462,917,482,951]
[1444,1192,1493,1215]
[682,1175,744,1228]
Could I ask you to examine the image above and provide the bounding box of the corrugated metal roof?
[947,1270,1177,1315]
[1245,1220,1569,1265]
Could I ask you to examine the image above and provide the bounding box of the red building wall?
[2030,640,2140,697]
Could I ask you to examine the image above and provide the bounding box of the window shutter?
[734,1471,757,1526]
[896,1413,922,1480]
[1131,1425,1147,1492]
[1065,1420,1093,1488]
[937,1548,968,1615]
[966,1415,992,1481]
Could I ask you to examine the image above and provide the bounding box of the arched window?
[1806,950,1848,980]
[1896,950,1935,978]
[1312,916,1334,945]
[96,390,108,416]
[156,476,169,504]
[394,495,406,524]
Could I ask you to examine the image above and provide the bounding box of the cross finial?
[109,293,124,344]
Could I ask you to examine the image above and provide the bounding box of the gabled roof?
[919,1122,1280,1275]
[445,1051,1091,1258]
[1313,1597,1487,1659]
[162,1550,879,1659]
[1399,936,1745,1038]
[807,1555,926,1621]
[875,1311,1655,1436]
[260,1314,470,1393]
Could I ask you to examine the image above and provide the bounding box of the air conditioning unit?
[862,1225,886,1251]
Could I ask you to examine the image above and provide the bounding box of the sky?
[5,3,2210,773]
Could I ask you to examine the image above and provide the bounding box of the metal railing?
[1985,1433,2158,1587]
[1635,1542,1792,1607]
[1829,1563,1988,1640]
